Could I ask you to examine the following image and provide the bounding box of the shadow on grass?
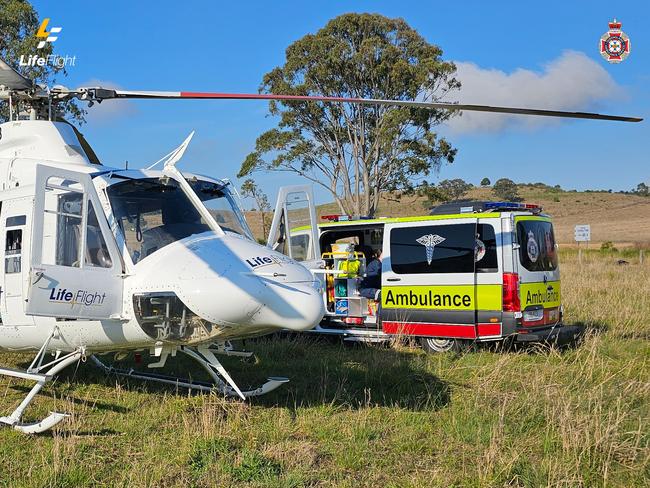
[250,335,450,411]
[32,428,124,439]
[8,384,130,414]
[571,321,608,337]
[39,335,450,413]
[498,323,590,355]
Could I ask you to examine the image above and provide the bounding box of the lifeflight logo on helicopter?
[48,287,107,307]
[245,254,295,269]
[18,17,76,68]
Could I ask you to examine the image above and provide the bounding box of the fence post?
[641,249,645,264]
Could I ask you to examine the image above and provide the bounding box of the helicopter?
[0,57,642,433]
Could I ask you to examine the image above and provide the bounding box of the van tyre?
[419,337,469,353]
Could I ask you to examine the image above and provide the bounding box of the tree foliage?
[480,177,491,186]
[240,179,271,237]
[0,0,84,123]
[492,178,521,201]
[238,13,459,217]
[438,178,472,201]
[634,182,649,197]
[418,181,447,209]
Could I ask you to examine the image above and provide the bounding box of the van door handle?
[387,278,401,282]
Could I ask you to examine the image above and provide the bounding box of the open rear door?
[267,185,321,267]
[26,165,124,320]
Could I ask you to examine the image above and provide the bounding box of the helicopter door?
[26,166,124,320]
[267,185,321,267]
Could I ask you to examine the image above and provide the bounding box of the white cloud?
[76,79,137,123]
[445,51,620,134]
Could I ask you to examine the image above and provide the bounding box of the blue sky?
[30,0,649,205]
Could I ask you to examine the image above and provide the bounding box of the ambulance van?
[268,190,576,352]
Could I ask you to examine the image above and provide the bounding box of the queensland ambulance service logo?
[527,231,540,263]
[600,19,630,63]
[475,238,486,263]
[35,18,62,49]
[416,234,445,265]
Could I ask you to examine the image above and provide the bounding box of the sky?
[27,0,650,207]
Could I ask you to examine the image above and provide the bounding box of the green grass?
[0,252,648,487]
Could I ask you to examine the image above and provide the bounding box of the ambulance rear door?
[474,216,504,338]
[513,216,561,327]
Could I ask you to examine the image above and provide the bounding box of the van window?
[476,224,498,273]
[516,220,558,272]
[391,223,477,274]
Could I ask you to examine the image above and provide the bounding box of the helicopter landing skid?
[0,347,84,434]
[90,345,287,399]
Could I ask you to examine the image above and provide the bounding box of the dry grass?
[0,251,648,487]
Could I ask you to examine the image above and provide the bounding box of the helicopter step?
[90,344,287,399]
[0,346,84,435]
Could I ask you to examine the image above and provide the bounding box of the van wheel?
[419,337,466,353]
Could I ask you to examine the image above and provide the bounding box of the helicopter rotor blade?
[0,58,33,91]
[101,89,643,123]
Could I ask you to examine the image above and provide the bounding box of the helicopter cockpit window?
[188,180,253,240]
[41,176,114,268]
[107,178,215,263]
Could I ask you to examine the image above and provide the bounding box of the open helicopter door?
[267,185,321,268]
[26,165,124,320]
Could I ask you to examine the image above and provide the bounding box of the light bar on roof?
[484,202,542,211]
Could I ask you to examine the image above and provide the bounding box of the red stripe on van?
[477,323,502,337]
[383,322,503,339]
[382,322,477,338]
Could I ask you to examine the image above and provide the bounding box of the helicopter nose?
[134,234,325,339]
[248,279,324,332]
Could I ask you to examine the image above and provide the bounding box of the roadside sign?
[574,224,591,242]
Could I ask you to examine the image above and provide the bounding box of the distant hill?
[245,185,650,247]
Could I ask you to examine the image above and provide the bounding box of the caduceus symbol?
[416,234,446,265]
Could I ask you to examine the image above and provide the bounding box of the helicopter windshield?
[107,177,250,263]
[188,179,254,241]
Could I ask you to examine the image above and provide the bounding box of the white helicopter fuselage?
[0,120,324,354]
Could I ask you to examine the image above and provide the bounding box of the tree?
[240,179,271,238]
[0,0,84,123]
[480,177,491,187]
[238,13,460,217]
[634,182,649,197]
[438,178,472,201]
[418,182,447,209]
[492,178,520,201]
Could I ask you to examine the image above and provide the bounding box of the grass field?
[0,250,648,487]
